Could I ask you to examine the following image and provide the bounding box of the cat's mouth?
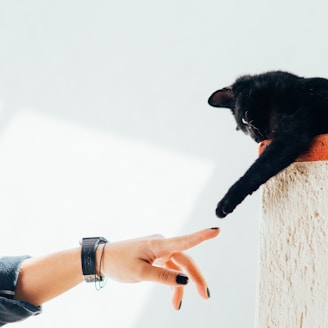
[242,124,264,143]
[240,115,264,142]
[254,136,264,143]
[249,128,265,143]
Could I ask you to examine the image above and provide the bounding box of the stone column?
[256,134,328,328]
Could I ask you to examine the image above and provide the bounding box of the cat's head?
[208,75,269,143]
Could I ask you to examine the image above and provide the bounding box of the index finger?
[157,227,220,255]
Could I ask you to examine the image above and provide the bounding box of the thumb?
[141,263,189,287]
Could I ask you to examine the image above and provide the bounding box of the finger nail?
[211,227,220,230]
[207,287,211,298]
[176,274,189,285]
[178,300,182,310]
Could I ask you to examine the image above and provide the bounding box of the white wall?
[0,0,327,327]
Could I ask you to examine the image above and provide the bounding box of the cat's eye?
[241,117,248,125]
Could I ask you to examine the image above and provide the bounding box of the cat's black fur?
[208,71,328,218]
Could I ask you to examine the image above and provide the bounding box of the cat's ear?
[208,87,234,108]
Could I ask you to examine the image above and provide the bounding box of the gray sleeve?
[0,256,41,326]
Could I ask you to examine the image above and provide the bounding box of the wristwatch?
[80,237,108,283]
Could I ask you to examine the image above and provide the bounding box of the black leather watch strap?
[80,237,107,283]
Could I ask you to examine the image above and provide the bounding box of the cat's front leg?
[216,180,250,218]
[216,130,313,218]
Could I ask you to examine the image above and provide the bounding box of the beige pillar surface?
[256,135,328,328]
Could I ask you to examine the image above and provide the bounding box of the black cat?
[208,70,328,218]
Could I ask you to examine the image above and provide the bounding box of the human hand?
[97,227,220,310]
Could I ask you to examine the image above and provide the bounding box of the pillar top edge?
[258,134,328,162]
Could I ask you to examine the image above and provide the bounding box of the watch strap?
[81,237,108,283]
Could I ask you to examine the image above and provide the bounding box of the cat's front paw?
[216,199,233,218]
[216,192,241,218]
[216,181,250,218]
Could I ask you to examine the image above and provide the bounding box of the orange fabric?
[258,134,328,162]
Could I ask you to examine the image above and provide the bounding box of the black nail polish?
[207,287,211,298]
[178,300,182,310]
[176,274,189,285]
[211,227,219,230]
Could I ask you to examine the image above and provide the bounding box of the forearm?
[14,247,84,306]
